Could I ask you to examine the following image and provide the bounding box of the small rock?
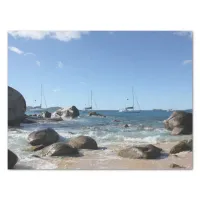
[170,163,185,168]
[124,124,129,128]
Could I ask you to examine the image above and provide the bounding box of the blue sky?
[8,31,192,110]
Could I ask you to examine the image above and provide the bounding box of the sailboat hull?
[119,109,141,113]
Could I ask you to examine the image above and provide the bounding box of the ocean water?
[8,109,192,169]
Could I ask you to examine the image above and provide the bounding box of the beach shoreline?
[25,141,192,170]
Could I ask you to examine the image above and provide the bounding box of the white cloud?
[183,60,192,65]
[8,46,24,54]
[36,61,41,66]
[8,31,50,40]
[173,31,193,39]
[53,88,61,92]
[57,61,63,68]
[24,52,36,56]
[8,31,89,42]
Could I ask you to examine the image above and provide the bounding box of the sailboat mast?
[91,90,93,108]
[41,84,42,108]
[132,87,134,110]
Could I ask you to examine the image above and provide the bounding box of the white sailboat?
[30,84,47,111]
[84,90,93,111]
[119,87,141,113]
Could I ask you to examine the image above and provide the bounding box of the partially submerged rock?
[89,112,106,117]
[8,86,26,126]
[118,144,163,159]
[22,117,37,124]
[41,142,79,156]
[41,111,51,118]
[163,111,192,135]
[27,128,59,146]
[52,106,79,119]
[8,150,18,169]
[124,124,129,128]
[68,135,98,150]
[47,117,63,122]
[170,139,192,154]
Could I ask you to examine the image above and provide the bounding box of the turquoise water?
[8,109,192,169]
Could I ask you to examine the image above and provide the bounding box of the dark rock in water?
[8,150,18,169]
[118,144,163,159]
[68,135,98,150]
[27,128,59,146]
[47,117,63,122]
[28,145,46,151]
[89,112,106,117]
[113,120,121,122]
[170,139,192,154]
[32,155,41,158]
[68,131,75,135]
[187,139,193,150]
[22,118,37,124]
[42,111,51,118]
[163,111,192,135]
[8,86,26,126]
[170,163,185,168]
[124,124,129,128]
[52,106,79,119]
[41,142,79,156]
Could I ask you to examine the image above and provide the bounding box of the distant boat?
[84,90,93,111]
[29,84,47,111]
[167,109,173,112]
[119,87,141,113]
[153,109,166,111]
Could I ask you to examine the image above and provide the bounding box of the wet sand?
[52,142,193,170]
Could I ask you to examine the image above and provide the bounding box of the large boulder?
[8,86,26,126]
[163,111,192,135]
[68,135,98,150]
[8,150,18,169]
[52,106,79,119]
[41,142,79,156]
[27,128,59,146]
[42,111,51,118]
[170,139,192,154]
[118,144,163,159]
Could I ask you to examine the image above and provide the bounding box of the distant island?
[26,106,62,110]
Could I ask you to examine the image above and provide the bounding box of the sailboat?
[30,84,47,111]
[84,90,93,111]
[119,87,141,113]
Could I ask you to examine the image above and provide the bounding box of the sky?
[8,31,193,110]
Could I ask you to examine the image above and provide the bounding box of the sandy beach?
[16,141,191,170]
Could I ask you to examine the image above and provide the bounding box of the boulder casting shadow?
[68,135,98,150]
[118,144,163,159]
